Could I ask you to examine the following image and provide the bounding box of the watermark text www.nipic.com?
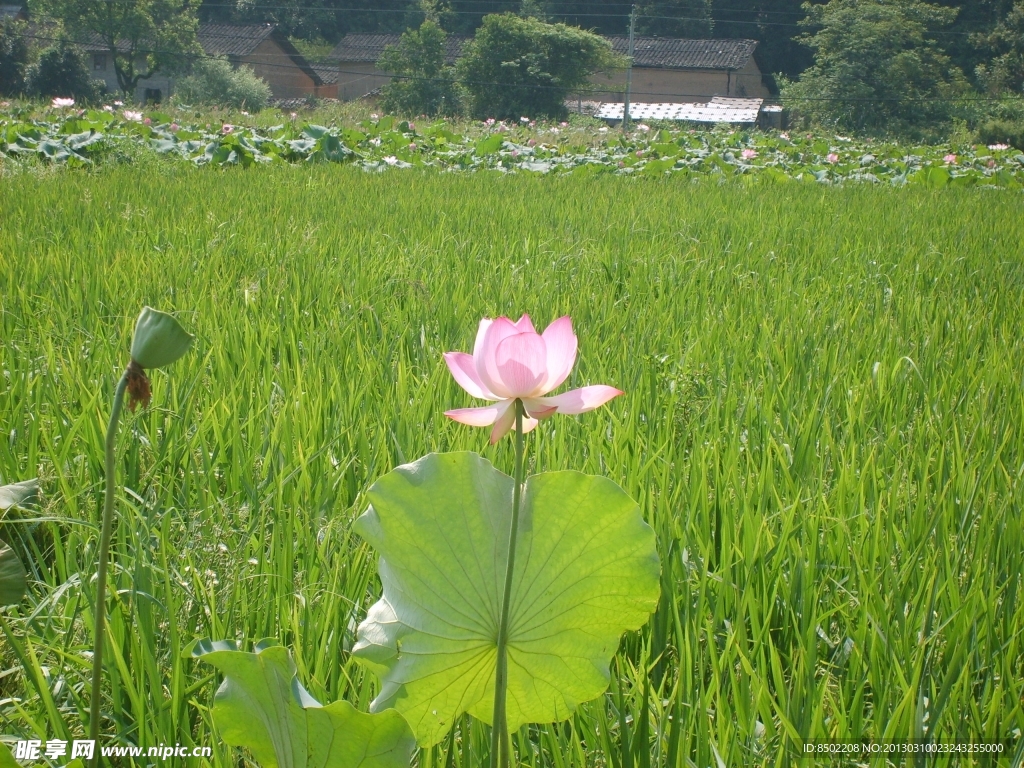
[14,740,213,761]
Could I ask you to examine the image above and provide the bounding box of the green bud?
[129,307,194,369]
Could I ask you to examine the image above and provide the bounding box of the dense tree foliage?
[0,20,30,95]
[378,20,460,116]
[25,37,100,99]
[973,0,1024,93]
[457,12,621,118]
[782,0,968,137]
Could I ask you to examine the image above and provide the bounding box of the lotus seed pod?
[130,307,193,369]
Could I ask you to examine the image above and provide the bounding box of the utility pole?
[623,5,636,132]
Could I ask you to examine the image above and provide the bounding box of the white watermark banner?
[13,740,212,761]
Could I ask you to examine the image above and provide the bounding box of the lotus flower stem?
[88,370,128,764]
[490,398,525,768]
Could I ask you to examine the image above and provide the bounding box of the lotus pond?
[2,104,1024,188]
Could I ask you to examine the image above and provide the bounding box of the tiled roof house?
[327,33,769,102]
[80,23,336,102]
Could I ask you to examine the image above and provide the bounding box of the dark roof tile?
[329,34,467,64]
[197,22,276,56]
[328,33,755,70]
[606,37,756,69]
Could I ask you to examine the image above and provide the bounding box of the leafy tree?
[636,0,713,38]
[457,13,623,119]
[782,0,967,135]
[26,37,101,100]
[32,0,201,96]
[0,19,30,95]
[710,0,813,80]
[379,20,461,115]
[973,1,1024,93]
[173,56,271,109]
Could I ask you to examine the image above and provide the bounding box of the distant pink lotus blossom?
[408,142,416,150]
[496,123,507,132]
[1,101,10,108]
[617,160,625,167]
[143,117,152,125]
[485,118,496,126]
[780,132,789,140]
[52,97,75,108]
[169,123,180,132]
[511,149,519,157]
[528,138,536,146]
[221,124,233,134]
[988,158,997,167]
[408,121,415,130]
[383,155,398,166]
[559,121,568,127]
[113,100,123,107]
[988,143,1009,151]
[741,149,758,160]
[943,153,957,164]
[123,110,143,122]
[102,105,114,112]
[444,315,623,443]
[826,153,839,164]
[520,116,529,123]
[290,112,298,119]
[635,123,650,132]
[371,113,379,119]
[636,150,644,157]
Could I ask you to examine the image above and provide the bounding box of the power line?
[10,2,988,35]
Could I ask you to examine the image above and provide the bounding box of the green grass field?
[1,168,1023,766]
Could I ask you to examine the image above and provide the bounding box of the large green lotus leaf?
[193,641,416,768]
[0,741,18,768]
[0,478,39,512]
[0,540,27,605]
[352,452,661,747]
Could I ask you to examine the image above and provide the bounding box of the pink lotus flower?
[988,143,1009,151]
[290,111,298,119]
[408,121,415,130]
[221,124,233,134]
[780,132,789,140]
[444,315,622,443]
[988,158,996,168]
[741,148,758,160]
[102,105,114,112]
[408,142,416,150]
[52,97,75,108]
[169,123,180,132]
[123,110,143,122]
[944,153,957,164]
[527,138,536,146]
[485,118,496,126]
[113,100,123,106]
[143,117,152,125]
[826,153,839,164]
